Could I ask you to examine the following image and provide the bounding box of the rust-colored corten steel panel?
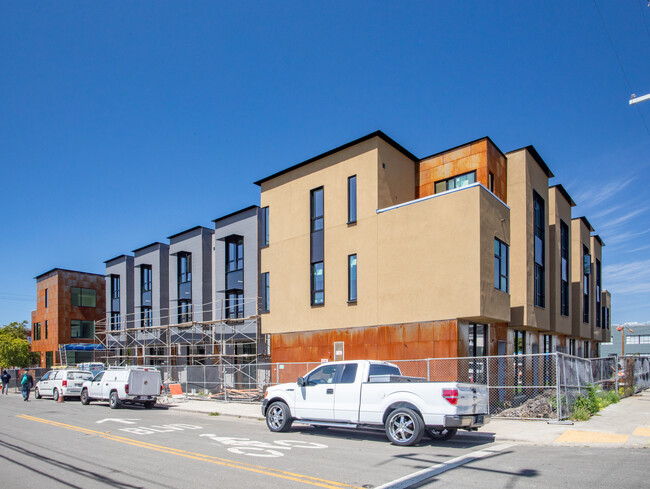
[417,139,507,202]
[31,270,106,367]
[270,320,461,364]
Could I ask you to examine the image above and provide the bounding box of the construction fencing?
[15,354,650,420]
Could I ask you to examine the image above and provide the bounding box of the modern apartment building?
[255,131,610,363]
[31,268,106,367]
[104,254,134,358]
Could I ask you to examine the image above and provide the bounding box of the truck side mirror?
[297,377,305,387]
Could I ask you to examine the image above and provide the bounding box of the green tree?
[0,321,36,368]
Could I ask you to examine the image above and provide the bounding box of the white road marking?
[96,418,140,424]
[199,435,328,457]
[375,443,517,489]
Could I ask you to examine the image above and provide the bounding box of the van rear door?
[129,370,161,396]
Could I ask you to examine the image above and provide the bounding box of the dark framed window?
[110,312,121,331]
[311,262,324,305]
[44,289,48,308]
[33,322,41,341]
[226,237,244,273]
[560,220,569,316]
[347,175,357,224]
[141,265,152,293]
[596,259,601,328]
[71,320,94,339]
[514,330,526,355]
[141,306,153,328]
[310,187,325,306]
[45,320,48,339]
[261,272,270,313]
[488,172,494,192]
[583,341,589,358]
[226,291,244,319]
[434,170,477,194]
[533,191,545,308]
[469,324,487,356]
[261,206,269,247]
[543,334,553,353]
[514,330,526,393]
[178,300,192,323]
[178,252,192,284]
[569,338,576,356]
[583,245,590,323]
[111,275,120,300]
[71,287,97,308]
[348,254,357,302]
[494,238,509,292]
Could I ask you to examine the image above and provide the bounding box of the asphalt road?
[0,394,647,488]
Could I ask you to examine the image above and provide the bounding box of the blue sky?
[1,1,649,327]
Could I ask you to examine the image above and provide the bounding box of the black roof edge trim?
[506,145,554,178]
[550,184,577,207]
[592,234,606,247]
[35,268,105,280]
[132,241,168,254]
[254,130,418,186]
[419,136,507,161]
[573,216,595,232]
[166,225,214,240]
[212,204,259,223]
[103,254,133,264]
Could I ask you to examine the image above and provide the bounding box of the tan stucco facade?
[506,148,551,332]
[590,236,604,342]
[571,218,594,339]
[548,186,574,337]
[260,135,510,337]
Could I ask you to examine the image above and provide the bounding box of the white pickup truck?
[262,360,490,446]
[80,367,162,409]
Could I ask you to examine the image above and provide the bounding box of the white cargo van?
[80,367,162,409]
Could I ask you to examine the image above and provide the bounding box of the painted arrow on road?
[96,418,140,425]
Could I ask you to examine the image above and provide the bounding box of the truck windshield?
[368,364,401,377]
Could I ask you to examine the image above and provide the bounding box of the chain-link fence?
[18,353,640,419]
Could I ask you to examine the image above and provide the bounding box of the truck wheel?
[80,389,90,405]
[53,388,60,402]
[109,391,120,409]
[35,388,42,399]
[266,402,293,432]
[426,428,457,441]
[144,400,155,409]
[385,408,424,446]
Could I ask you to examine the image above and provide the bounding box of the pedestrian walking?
[1,370,11,394]
[20,370,34,401]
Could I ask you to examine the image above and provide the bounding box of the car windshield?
[68,371,94,381]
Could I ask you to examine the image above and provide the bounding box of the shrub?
[604,390,620,404]
[571,405,591,421]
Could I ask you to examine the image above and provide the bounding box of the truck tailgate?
[129,371,161,396]
[454,383,488,415]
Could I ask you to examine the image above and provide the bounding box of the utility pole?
[616,324,634,356]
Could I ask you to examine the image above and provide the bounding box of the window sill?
[347,221,357,227]
[347,300,357,305]
[260,310,269,315]
[311,303,325,308]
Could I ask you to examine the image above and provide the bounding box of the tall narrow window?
[111,275,120,300]
[110,312,121,331]
[469,324,487,383]
[311,262,324,305]
[178,253,192,284]
[569,338,576,356]
[596,259,601,328]
[560,221,569,316]
[348,254,357,302]
[261,206,269,247]
[310,187,324,305]
[583,245,590,323]
[141,307,153,328]
[141,265,152,293]
[261,272,270,313]
[178,300,192,323]
[226,238,244,273]
[494,238,509,292]
[225,291,244,318]
[347,175,357,224]
[44,289,48,308]
[45,320,48,339]
[533,191,545,308]
[488,172,494,192]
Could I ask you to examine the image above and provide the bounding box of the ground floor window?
[468,324,487,383]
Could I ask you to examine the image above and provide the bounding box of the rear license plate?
[75,383,83,387]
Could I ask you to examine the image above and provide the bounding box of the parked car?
[34,369,95,401]
[80,367,162,409]
[263,360,490,446]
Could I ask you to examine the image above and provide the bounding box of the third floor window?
[226,237,244,273]
[178,253,192,284]
[141,265,152,293]
[533,191,545,308]
[71,287,97,308]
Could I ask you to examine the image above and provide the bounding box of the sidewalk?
[163,388,650,447]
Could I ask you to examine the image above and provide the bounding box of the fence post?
[426,358,430,382]
[615,355,619,394]
[555,353,561,421]
[485,356,491,416]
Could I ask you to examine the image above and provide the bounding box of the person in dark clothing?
[21,370,34,401]
[1,370,10,394]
